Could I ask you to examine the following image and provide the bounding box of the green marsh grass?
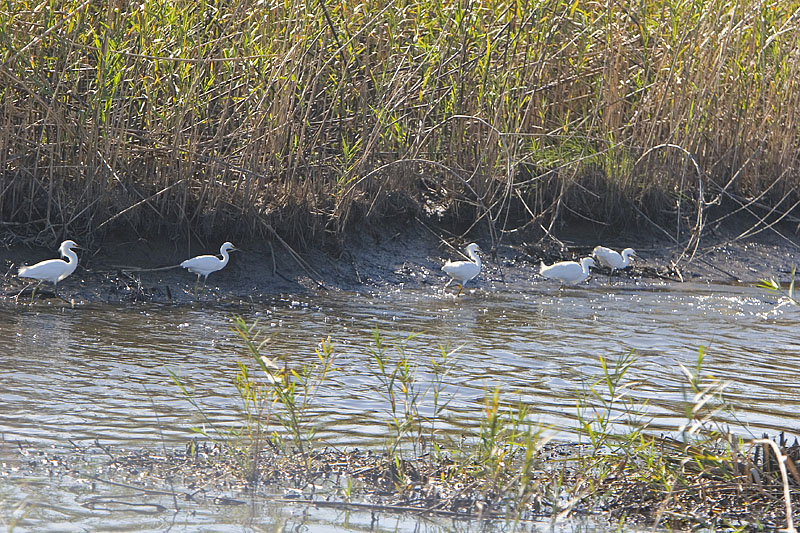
[4,1,800,247]
[758,266,800,306]
[169,364,272,481]
[232,315,337,465]
[368,328,463,462]
[171,319,798,528]
[569,347,799,530]
[168,315,337,478]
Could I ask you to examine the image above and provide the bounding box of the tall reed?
[3,1,799,247]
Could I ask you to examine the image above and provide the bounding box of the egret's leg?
[15,282,32,303]
[29,282,42,304]
[456,283,464,296]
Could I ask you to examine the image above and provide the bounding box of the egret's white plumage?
[442,243,481,295]
[539,257,595,285]
[181,242,237,286]
[18,240,80,286]
[592,246,636,273]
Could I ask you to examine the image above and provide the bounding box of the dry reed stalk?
[2,1,800,248]
[749,438,798,533]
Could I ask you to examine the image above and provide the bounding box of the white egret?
[17,240,80,299]
[592,246,636,273]
[181,241,237,291]
[442,243,481,295]
[539,257,595,285]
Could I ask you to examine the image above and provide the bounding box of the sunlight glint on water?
[1,282,798,451]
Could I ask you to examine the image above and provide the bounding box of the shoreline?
[2,216,799,305]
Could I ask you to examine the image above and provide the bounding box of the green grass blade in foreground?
[576,350,650,454]
[232,315,338,464]
[757,265,800,307]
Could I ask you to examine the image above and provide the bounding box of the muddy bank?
[1,216,799,304]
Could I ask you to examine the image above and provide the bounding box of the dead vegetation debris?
[8,434,800,530]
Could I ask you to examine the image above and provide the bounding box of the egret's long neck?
[219,247,230,266]
[62,248,79,275]
[582,260,591,275]
[622,250,634,267]
[469,249,481,269]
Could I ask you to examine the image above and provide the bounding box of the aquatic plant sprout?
[757,266,799,307]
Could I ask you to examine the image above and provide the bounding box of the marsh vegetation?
[4,2,800,530]
[162,318,800,529]
[3,0,800,250]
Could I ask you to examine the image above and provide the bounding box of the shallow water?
[1,280,799,530]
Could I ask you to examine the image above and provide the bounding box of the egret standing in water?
[17,239,80,300]
[181,241,237,292]
[592,246,636,273]
[442,243,481,296]
[539,257,595,285]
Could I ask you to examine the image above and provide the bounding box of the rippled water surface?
[2,281,799,530]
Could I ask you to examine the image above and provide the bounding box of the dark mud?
[2,216,799,305]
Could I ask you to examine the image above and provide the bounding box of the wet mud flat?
[1,216,799,305]
[8,433,800,531]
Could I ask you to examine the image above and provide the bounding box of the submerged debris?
[7,433,799,530]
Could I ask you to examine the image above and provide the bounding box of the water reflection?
[1,466,583,533]
[1,282,798,450]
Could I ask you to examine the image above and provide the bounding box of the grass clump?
[569,348,800,530]
[232,315,337,463]
[163,319,800,528]
[169,315,337,481]
[3,1,800,248]
[758,266,800,307]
